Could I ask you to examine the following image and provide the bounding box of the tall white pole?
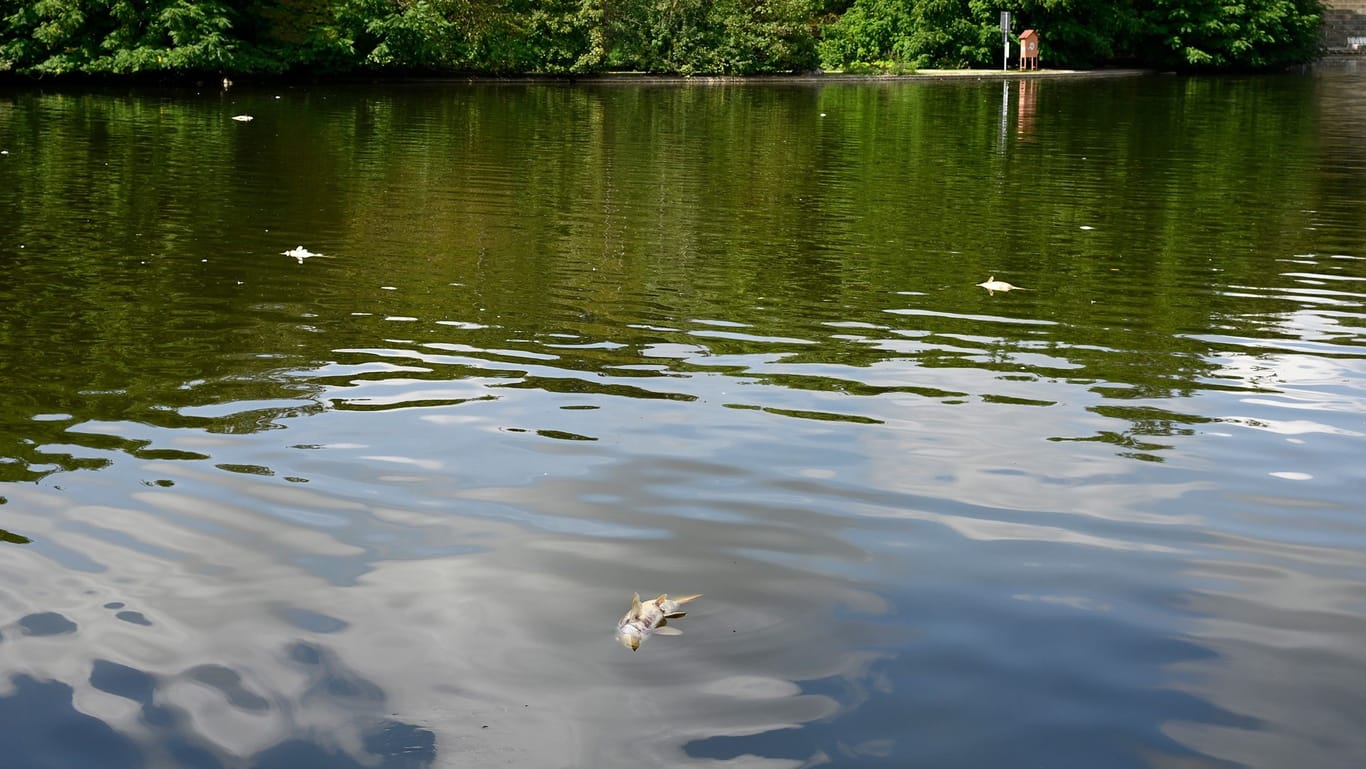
[1000,11,1011,72]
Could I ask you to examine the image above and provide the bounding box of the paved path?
[462,69,1156,85]
[899,68,1150,79]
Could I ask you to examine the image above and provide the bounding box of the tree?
[1144,0,1322,70]
[817,0,1320,71]
[0,0,1326,77]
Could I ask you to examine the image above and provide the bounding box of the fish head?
[615,625,643,651]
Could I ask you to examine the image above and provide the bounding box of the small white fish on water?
[231,115,254,122]
[977,275,1027,295]
[616,592,701,651]
[282,245,326,263]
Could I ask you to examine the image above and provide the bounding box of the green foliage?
[1,0,277,75]
[1145,0,1323,70]
[360,0,467,70]
[818,0,914,68]
[520,0,609,74]
[996,0,1145,68]
[820,0,1004,69]
[106,1,239,73]
[0,0,1326,77]
[840,58,915,73]
[3,0,230,75]
[818,0,1320,71]
[605,0,819,75]
[237,0,361,73]
[1,0,109,74]
[904,0,991,67]
[708,0,822,74]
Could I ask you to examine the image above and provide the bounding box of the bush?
[0,0,1325,78]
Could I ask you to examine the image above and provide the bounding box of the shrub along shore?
[0,1,1326,80]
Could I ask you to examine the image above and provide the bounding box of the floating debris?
[977,275,1027,295]
[616,592,701,651]
[231,115,254,122]
[281,245,327,263]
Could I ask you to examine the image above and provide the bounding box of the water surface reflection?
[1,64,1365,769]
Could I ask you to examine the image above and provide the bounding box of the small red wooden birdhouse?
[1020,29,1041,70]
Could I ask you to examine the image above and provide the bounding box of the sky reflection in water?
[1,63,1365,769]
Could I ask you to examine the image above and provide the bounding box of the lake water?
[1,61,1364,769]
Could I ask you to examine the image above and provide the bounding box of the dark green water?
[1,62,1364,769]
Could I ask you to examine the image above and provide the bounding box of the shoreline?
[395,68,1157,86]
[8,59,1359,90]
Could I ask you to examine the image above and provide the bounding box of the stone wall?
[1323,0,1366,51]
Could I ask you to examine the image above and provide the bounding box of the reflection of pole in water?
[1000,79,1009,151]
[1017,79,1038,139]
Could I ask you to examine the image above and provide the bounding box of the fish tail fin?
[672,594,702,605]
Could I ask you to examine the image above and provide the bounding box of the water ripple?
[3,73,1366,769]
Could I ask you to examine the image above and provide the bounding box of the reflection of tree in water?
[0,394,328,484]
[0,637,436,769]
[0,76,1341,482]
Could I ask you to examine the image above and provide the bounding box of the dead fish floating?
[977,275,1027,295]
[281,245,328,263]
[231,115,254,122]
[616,592,701,651]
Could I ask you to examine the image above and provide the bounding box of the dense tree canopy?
[821,0,1324,70]
[0,0,1326,77]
